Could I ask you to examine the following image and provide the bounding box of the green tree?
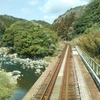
[2,21,58,58]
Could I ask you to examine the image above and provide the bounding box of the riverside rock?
[0,47,49,74]
[0,47,9,55]
[12,70,21,75]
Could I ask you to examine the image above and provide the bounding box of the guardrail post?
[96,65,99,75]
[98,67,100,77]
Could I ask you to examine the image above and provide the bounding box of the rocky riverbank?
[0,47,50,84]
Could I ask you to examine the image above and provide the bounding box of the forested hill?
[0,14,26,34]
[31,20,51,26]
[52,0,100,63]
[0,15,57,58]
[0,15,51,34]
[73,0,100,34]
[53,5,86,24]
[0,0,100,60]
[74,0,100,64]
[52,5,86,40]
[52,0,100,40]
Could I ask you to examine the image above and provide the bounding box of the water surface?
[0,55,42,100]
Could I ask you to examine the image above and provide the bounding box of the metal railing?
[76,46,100,90]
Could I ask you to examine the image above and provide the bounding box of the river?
[0,55,46,100]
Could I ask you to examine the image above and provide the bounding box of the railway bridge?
[22,44,100,100]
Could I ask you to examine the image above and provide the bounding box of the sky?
[0,0,90,24]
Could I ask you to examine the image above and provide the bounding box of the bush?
[0,72,16,100]
[76,29,100,63]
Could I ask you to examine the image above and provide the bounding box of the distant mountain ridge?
[1,16,57,58]
[52,0,100,40]
[52,5,86,40]
[53,5,86,24]
[0,14,51,34]
[0,14,26,34]
[73,0,100,34]
[31,20,51,29]
[1,0,100,40]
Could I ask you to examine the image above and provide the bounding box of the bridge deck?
[22,57,59,100]
[22,46,100,100]
[73,47,100,100]
[50,45,70,100]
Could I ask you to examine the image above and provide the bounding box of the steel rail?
[41,45,68,100]
[59,45,70,100]
[33,44,68,100]
[59,46,81,100]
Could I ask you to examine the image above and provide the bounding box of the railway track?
[31,44,81,100]
[22,44,100,100]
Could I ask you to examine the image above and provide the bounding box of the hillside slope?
[0,15,52,34]
[52,5,86,40]
[74,0,100,63]
[0,14,26,34]
[53,5,86,24]
[52,0,100,63]
[1,19,58,58]
[73,0,100,34]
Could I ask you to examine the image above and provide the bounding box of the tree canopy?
[73,0,100,34]
[2,21,58,58]
[52,12,75,40]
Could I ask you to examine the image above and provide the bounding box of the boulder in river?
[12,70,21,75]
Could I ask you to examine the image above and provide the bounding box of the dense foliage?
[73,0,100,63]
[52,5,85,40]
[76,29,100,64]
[0,15,25,34]
[73,0,100,34]
[1,21,58,58]
[52,13,75,40]
[0,72,16,100]
[0,0,100,63]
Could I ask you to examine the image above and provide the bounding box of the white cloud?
[21,8,32,14]
[28,0,38,5]
[39,0,90,14]
[44,15,56,19]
